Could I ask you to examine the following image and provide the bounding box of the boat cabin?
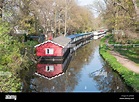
[34,35,71,61]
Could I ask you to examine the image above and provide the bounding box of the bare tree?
[0,0,4,18]
[132,0,139,20]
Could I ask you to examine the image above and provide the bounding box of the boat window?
[45,66,54,72]
[45,48,54,54]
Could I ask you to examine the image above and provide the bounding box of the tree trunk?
[64,0,67,36]
[0,0,4,18]
[132,0,139,20]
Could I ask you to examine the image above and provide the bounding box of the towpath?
[106,37,139,74]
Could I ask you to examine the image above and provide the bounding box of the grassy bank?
[99,34,139,92]
[108,35,139,65]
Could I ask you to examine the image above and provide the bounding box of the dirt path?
[105,37,139,74]
[110,51,139,74]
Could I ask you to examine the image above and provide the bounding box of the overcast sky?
[77,0,100,17]
[77,0,95,6]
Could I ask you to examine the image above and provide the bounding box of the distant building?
[112,30,124,35]
[14,30,28,35]
[13,26,28,35]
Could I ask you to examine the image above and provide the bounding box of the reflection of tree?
[71,40,100,69]
[30,75,67,92]
[20,64,37,92]
[65,40,100,91]
[90,63,133,92]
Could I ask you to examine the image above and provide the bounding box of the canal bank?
[99,34,139,92]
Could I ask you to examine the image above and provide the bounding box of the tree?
[93,0,139,43]
[0,19,22,92]
[28,0,95,36]
[0,0,4,18]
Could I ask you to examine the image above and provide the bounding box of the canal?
[21,39,133,92]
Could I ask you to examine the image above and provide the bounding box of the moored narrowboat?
[34,35,71,61]
[66,32,93,52]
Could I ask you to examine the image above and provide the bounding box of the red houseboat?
[34,35,71,62]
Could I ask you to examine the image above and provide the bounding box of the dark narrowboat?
[66,32,93,52]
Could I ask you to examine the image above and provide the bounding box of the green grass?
[99,34,139,92]
[116,48,139,64]
[108,35,139,64]
[137,0,139,7]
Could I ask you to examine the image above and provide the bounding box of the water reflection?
[35,63,64,80]
[21,39,133,92]
[29,54,72,92]
[89,64,132,92]
[35,54,71,80]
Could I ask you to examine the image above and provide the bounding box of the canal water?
[21,39,133,92]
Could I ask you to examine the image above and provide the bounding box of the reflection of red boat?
[35,54,72,80]
[35,64,64,80]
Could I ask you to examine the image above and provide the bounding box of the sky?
[77,0,95,6]
[77,0,100,17]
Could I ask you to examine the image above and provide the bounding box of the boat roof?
[52,35,71,47]
[34,35,71,48]
[66,33,92,39]
[66,33,83,39]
